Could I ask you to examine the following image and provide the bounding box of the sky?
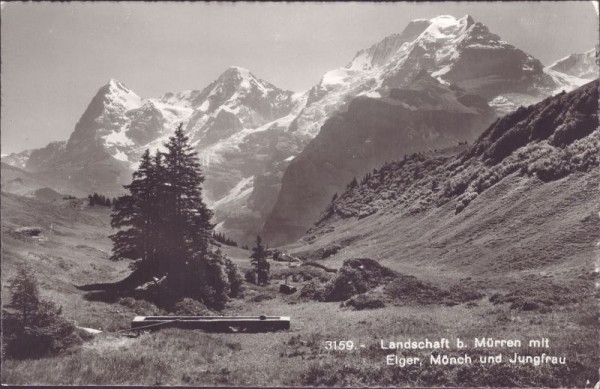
[1,1,598,155]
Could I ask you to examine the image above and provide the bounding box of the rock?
[76,326,102,334]
[279,284,297,294]
[13,226,43,237]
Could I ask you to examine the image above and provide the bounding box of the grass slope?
[2,173,599,386]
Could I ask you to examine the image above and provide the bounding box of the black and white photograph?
[1,1,599,387]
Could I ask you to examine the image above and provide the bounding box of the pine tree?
[110,149,155,265]
[158,124,213,291]
[8,266,40,324]
[347,177,358,190]
[108,124,235,308]
[250,236,270,285]
[3,266,78,358]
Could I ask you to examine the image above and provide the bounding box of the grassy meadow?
[1,167,599,387]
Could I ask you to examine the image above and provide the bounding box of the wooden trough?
[131,315,290,333]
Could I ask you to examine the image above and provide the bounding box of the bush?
[2,266,80,359]
[249,293,274,303]
[323,258,396,302]
[245,270,257,285]
[321,244,341,259]
[527,153,572,181]
[163,250,232,310]
[117,297,162,316]
[224,258,244,298]
[300,279,327,301]
[171,298,213,316]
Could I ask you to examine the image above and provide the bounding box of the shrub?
[321,244,341,259]
[323,258,396,302]
[455,190,478,214]
[550,111,597,147]
[224,258,244,298]
[249,293,274,303]
[527,153,572,181]
[171,298,213,316]
[299,279,327,301]
[167,250,231,310]
[2,266,80,359]
[245,270,257,285]
[117,297,162,316]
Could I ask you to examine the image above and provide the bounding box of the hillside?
[264,74,496,244]
[314,79,598,226]
[2,174,598,387]
[1,163,88,198]
[0,193,129,329]
[281,79,599,297]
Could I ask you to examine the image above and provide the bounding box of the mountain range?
[2,14,598,245]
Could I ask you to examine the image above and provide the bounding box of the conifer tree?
[108,124,235,308]
[160,124,213,284]
[110,149,156,266]
[250,236,270,285]
[8,266,40,324]
[3,266,78,358]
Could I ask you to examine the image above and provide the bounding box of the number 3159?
[324,340,355,351]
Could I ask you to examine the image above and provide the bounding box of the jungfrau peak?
[290,14,569,137]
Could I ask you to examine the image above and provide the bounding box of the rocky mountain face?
[2,15,592,245]
[311,79,599,231]
[263,74,497,244]
[26,141,67,171]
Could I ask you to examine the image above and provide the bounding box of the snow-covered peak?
[420,14,472,40]
[159,90,201,108]
[214,66,272,93]
[347,14,475,72]
[428,14,460,26]
[547,48,598,80]
[181,66,297,147]
[218,66,250,82]
[225,65,251,75]
[185,66,294,116]
[294,13,559,137]
[102,79,143,112]
[461,14,475,26]
[414,14,487,57]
